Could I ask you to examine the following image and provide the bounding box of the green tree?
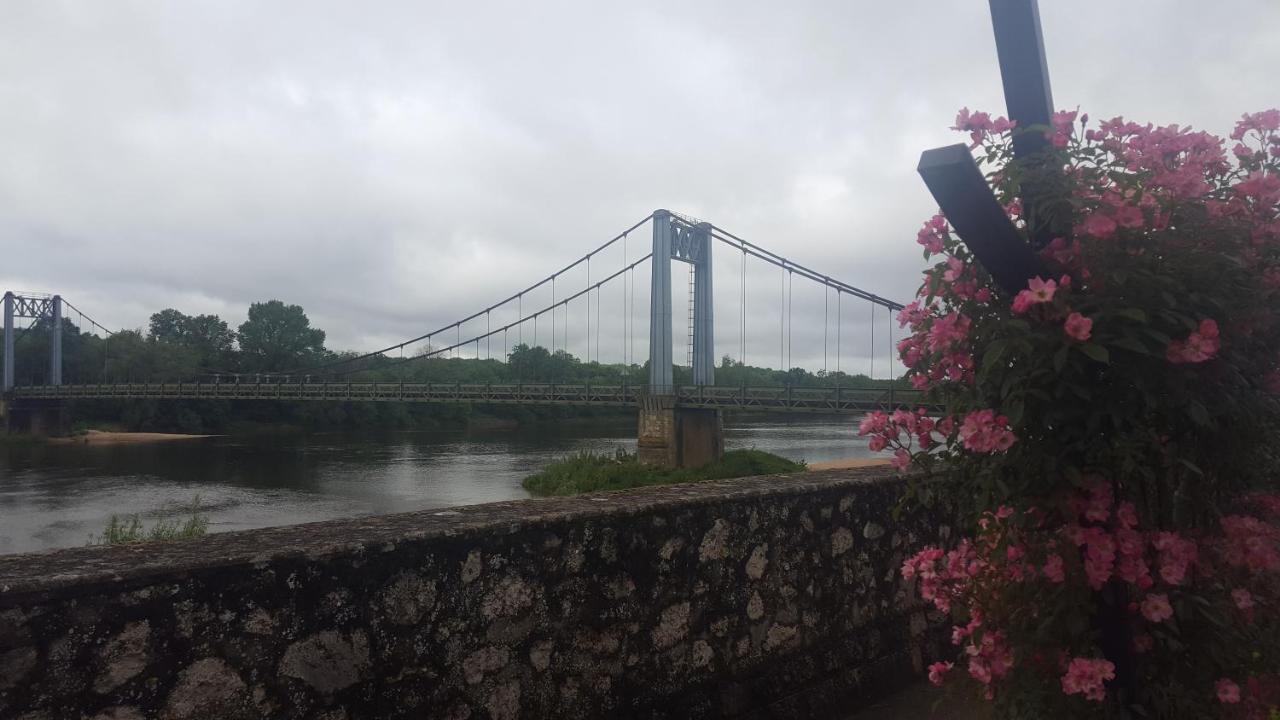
[236,300,326,372]
[148,309,234,373]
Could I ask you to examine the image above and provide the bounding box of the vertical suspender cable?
[787,269,793,372]
[887,305,894,383]
[586,256,591,363]
[486,311,490,360]
[823,285,828,375]
[837,290,842,379]
[780,265,785,371]
[595,272,600,365]
[518,294,523,345]
[869,303,876,380]
[551,275,556,355]
[630,261,636,371]
[740,244,746,367]
[622,232,629,369]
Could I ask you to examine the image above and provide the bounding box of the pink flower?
[1063,312,1093,342]
[1232,588,1255,611]
[1216,678,1241,704]
[1112,204,1145,229]
[1152,532,1198,585]
[1042,554,1066,583]
[1133,634,1153,654]
[1081,212,1118,238]
[1027,276,1057,303]
[1140,593,1173,623]
[928,661,953,686]
[917,214,948,256]
[1167,318,1221,364]
[958,409,1017,453]
[1061,657,1115,702]
[891,448,911,471]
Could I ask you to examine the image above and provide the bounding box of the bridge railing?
[8,382,923,412]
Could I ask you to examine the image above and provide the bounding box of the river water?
[0,419,874,555]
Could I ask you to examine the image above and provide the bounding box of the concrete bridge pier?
[636,396,724,468]
[2,398,70,437]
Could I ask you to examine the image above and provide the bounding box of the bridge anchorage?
[3,209,913,465]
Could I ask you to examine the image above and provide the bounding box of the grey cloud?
[2,0,1276,377]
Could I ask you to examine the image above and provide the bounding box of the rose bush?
[865,108,1280,717]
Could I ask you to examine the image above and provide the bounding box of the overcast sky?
[2,1,1277,377]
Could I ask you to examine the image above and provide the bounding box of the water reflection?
[0,417,869,554]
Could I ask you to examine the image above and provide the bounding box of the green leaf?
[1187,401,1211,428]
[1053,345,1070,373]
[1115,308,1148,322]
[1005,398,1025,426]
[1111,336,1150,355]
[1077,343,1110,364]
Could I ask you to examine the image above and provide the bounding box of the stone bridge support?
[637,396,724,469]
[2,398,70,437]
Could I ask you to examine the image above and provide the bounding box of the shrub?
[865,108,1280,717]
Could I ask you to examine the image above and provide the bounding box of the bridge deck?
[7,383,920,414]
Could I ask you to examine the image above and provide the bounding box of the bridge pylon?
[641,211,723,468]
[648,210,714,394]
[3,291,63,392]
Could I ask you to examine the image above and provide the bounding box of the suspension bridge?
[2,210,917,465]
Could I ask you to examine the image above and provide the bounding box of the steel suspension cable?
[329,255,651,377]
[708,227,903,311]
[60,299,117,336]
[279,213,655,375]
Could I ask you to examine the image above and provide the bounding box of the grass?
[521,448,805,496]
[91,496,210,545]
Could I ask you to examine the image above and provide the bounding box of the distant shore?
[806,457,890,471]
[50,430,217,446]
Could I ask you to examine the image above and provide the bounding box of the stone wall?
[0,467,949,719]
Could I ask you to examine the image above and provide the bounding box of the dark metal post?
[49,295,62,386]
[918,145,1047,294]
[988,0,1068,248]
[3,292,13,391]
[989,0,1054,157]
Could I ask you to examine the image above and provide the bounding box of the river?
[0,418,874,555]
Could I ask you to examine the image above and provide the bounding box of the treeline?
[4,300,896,433]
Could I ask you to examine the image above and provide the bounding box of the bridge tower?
[3,291,63,391]
[2,291,69,436]
[639,210,723,468]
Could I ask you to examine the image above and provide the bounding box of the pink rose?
[1216,678,1241,704]
[1064,312,1093,342]
[928,661,953,686]
[1140,593,1173,623]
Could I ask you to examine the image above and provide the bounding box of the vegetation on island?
[521,448,805,496]
[4,298,899,434]
[90,497,209,545]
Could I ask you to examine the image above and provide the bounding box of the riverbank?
[808,457,891,471]
[49,430,217,445]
